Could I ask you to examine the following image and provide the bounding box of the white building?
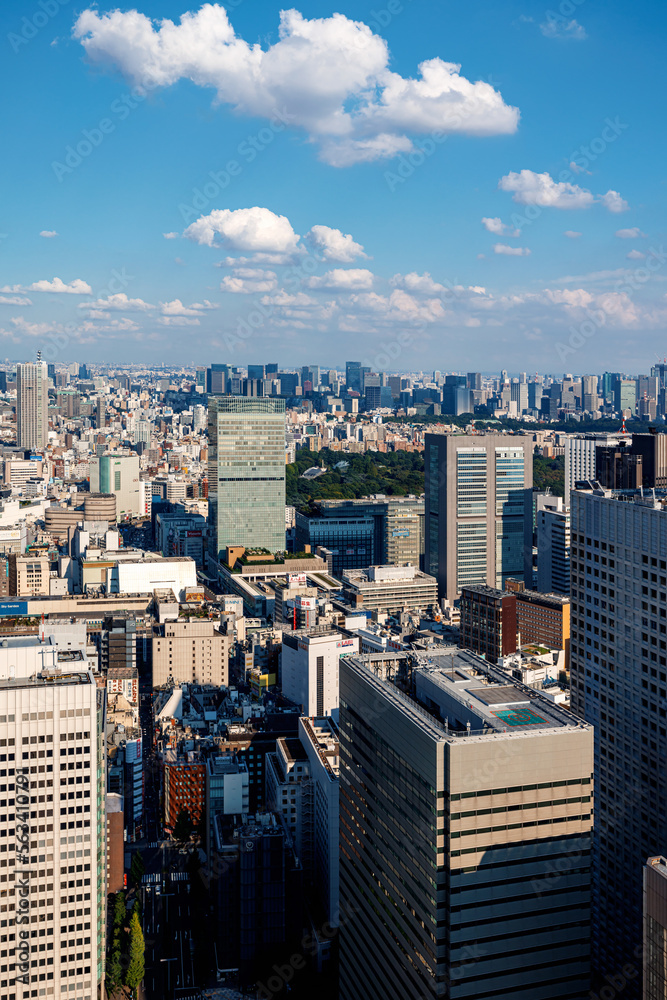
[281,628,359,719]
[564,433,619,502]
[535,494,571,595]
[89,454,141,520]
[0,635,104,1000]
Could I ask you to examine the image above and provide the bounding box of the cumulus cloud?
[163,232,179,239]
[79,293,155,312]
[626,249,646,260]
[389,272,446,295]
[498,170,627,212]
[80,317,141,333]
[599,190,629,213]
[540,17,587,40]
[616,227,645,239]
[304,268,374,290]
[305,225,367,262]
[493,243,531,256]
[481,217,520,237]
[220,268,278,294]
[0,295,32,306]
[39,230,58,238]
[160,299,217,316]
[73,5,519,165]
[14,277,93,294]
[564,230,582,239]
[183,207,300,253]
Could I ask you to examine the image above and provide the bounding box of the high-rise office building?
[345,361,362,393]
[16,360,49,450]
[536,494,571,594]
[89,454,141,520]
[569,486,667,995]
[207,397,286,566]
[281,628,359,717]
[206,363,229,395]
[247,364,266,381]
[644,856,667,1000]
[424,433,533,603]
[339,648,594,1000]
[0,635,105,1000]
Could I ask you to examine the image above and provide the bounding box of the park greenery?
[287,448,424,513]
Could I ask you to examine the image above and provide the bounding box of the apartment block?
[9,553,50,597]
[162,749,206,833]
[339,648,593,1000]
[152,619,231,687]
[569,486,667,995]
[515,589,571,669]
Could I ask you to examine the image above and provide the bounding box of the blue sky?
[0,0,666,372]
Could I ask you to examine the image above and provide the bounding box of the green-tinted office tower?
[208,397,286,562]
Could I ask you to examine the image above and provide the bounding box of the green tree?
[106,944,123,995]
[124,911,145,996]
[172,807,192,843]
[112,890,126,930]
[130,851,145,888]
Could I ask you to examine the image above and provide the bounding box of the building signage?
[336,639,355,649]
[0,601,28,616]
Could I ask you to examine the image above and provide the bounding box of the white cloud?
[73,6,519,165]
[482,217,520,237]
[79,293,155,312]
[26,277,92,294]
[564,230,582,239]
[80,317,140,333]
[305,268,374,290]
[615,227,646,239]
[0,295,32,306]
[183,207,300,253]
[163,232,179,239]
[220,268,278,294]
[498,170,628,212]
[540,17,587,40]
[157,315,200,326]
[39,230,58,238]
[159,299,215,316]
[305,225,367,263]
[626,249,646,260]
[493,243,531,256]
[389,272,445,295]
[599,190,629,213]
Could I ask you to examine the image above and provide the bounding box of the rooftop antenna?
[37,350,42,363]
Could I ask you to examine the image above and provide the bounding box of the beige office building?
[339,647,593,1000]
[9,553,51,597]
[152,620,231,687]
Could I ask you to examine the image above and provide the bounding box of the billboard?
[0,602,28,616]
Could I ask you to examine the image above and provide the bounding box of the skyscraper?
[535,494,571,594]
[339,648,594,1000]
[424,433,533,603]
[207,397,286,566]
[16,360,48,450]
[569,486,667,995]
[0,635,105,1000]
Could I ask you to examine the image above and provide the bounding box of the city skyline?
[1,1,666,369]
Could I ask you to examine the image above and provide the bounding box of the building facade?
[152,619,230,687]
[425,433,533,602]
[459,584,517,662]
[89,454,141,520]
[281,628,359,718]
[644,856,667,1000]
[536,494,571,595]
[16,360,49,450]
[208,397,286,565]
[339,649,594,1000]
[569,487,667,995]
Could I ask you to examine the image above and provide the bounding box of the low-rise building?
[342,564,437,614]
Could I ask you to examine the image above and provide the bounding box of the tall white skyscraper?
[16,361,49,450]
[0,635,105,1000]
[535,494,571,594]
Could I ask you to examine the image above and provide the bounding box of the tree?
[172,807,192,844]
[124,911,145,996]
[112,890,126,930]
[106,944,123,995]
[130,851,145,888]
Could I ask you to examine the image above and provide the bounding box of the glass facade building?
[208,396,286,563]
